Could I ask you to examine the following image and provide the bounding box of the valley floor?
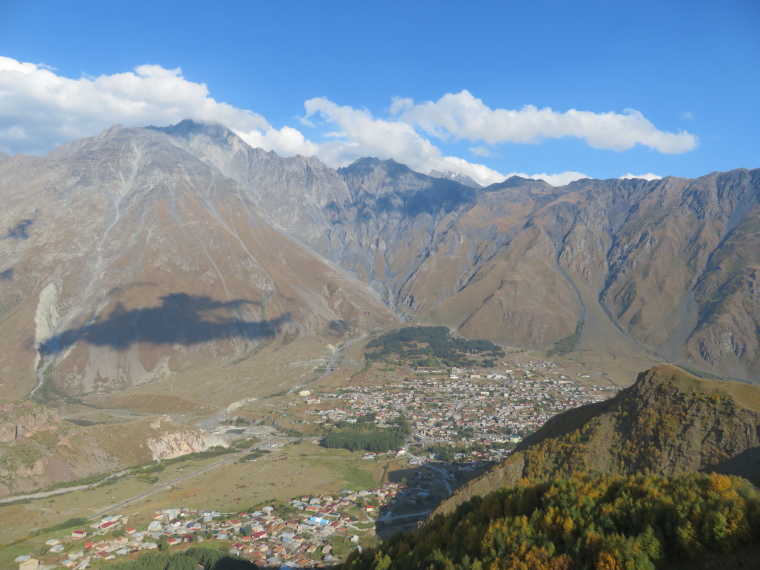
[0,348,634,567]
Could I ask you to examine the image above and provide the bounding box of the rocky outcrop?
[164,122,760,378]
[0,399,104,495]
[160,122,480,310]
[145,416,227,460]
[0,399,60,443]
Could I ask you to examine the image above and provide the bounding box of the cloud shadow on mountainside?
[354,184,477,222]
[708,445,760,486]
[38,292,291,355]
[328,319,349,334]
[374,462,494,540]
[4,218,34,240]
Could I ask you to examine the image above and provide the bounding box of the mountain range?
[1,120,759,405]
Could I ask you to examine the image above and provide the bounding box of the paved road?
[376,509,432,523]
[421,463,453,495]
[0,437,286,512]
[88,436,288,520]
[0,471,129,504]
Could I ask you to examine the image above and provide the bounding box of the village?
[296,359,619,462]
[12,359,620,569]
[13,484,403,569]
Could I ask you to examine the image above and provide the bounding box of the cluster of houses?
[15,515,159,569]
[13,485,404,569]
[301,360,615,459]
[12,359,621,570]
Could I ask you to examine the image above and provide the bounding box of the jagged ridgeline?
[364,326,505,368]
[2,122,760,403]
[343,472,760,570]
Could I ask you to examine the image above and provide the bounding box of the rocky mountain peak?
[148,118,241,147]
[2,122,760,404]
[0,122,398,400]
[487,175,554,191]
[427,169,482,188]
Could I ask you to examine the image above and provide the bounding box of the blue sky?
[1,0,758,185]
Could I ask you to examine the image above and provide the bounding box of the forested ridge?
[350,363,760,568]
[343,472,760,570]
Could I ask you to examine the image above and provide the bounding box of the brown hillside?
[0,398,226,497]
[0,124,398,402]
[162,122,760,379]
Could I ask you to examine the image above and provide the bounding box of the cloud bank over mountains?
[391,91,697,153]
[0,57,690,185]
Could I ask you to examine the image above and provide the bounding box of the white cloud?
[393,90,698,154]
[301,97,592,186]
[302,97,509,185]
[0,57,678,188]
[0,56,270,155]
[505,171,590,187]
[434,156,507,186]
[619,173,662,181]
[238,125,320,157]
[0,56,503,184]
[0,56,332,162]
[470,145,491,157]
